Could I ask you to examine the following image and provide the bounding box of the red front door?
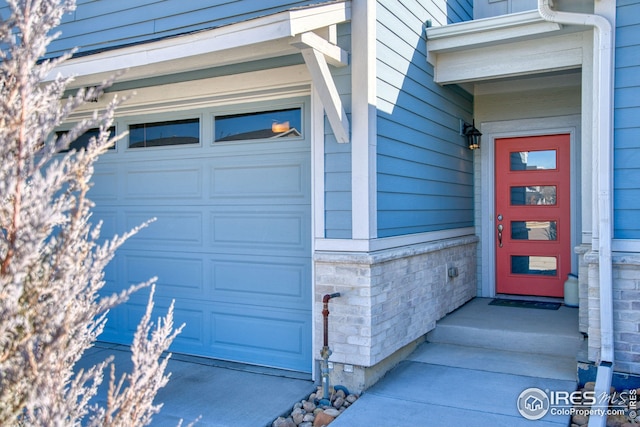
[495,134,571,297]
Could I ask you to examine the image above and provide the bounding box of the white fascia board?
[289,1,351,35]
[432,31,585,85]
[426,10,562,54]
[49,1,350,87]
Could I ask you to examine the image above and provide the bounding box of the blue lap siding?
[614,0,640,239]
[376,0,474,238]
[0,0,319,58]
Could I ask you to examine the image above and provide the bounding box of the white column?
[351,0,377,240]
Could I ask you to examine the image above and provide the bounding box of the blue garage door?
[93,102,312,372]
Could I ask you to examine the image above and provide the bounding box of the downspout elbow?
[538,0,612,35]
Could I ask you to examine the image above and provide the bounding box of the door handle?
[497,224,503,248]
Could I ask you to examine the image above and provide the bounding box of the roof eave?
[50,1,351,88]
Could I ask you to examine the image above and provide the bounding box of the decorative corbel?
[291,31,350,143]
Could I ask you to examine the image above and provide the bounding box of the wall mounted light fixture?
[460,119,482,150]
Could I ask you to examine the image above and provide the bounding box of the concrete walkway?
[77,343,315,427]
[329,342,576,427]
[330,298,581,427]
[77,298,581,427]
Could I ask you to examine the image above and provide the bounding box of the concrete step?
[407,342,576,381]
[329,299,580,427]
[331,349,576,427]
[426,298,584,358]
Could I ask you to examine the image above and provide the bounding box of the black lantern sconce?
[460,119,482,150]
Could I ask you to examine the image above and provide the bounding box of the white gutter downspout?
[537,2,615,427]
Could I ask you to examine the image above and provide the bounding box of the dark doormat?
[489,298,561,310]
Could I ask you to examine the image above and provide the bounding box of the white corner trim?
[351,0,377,240]
[299,48,350,143]
[312,86,326,241]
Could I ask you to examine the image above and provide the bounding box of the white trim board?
[612,240,640,254]
[350,0,377,239]
[69,65,313,120]
[426,9,590,85]
[315,227,476,253]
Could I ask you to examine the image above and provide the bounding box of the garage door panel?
[211,257,310,309]
[102,298,311,372]
[210,161,308,201]
[125,254,205,297]
[210,304,311,372]
[210,207,310,256]
[92,209,118,242]
[125,210,204,248]
[90,167,118,201]
[132,302,204,347]
[125,166,203,200]
[102,303,125,339]
[103,296,208,353]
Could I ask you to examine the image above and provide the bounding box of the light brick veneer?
[313,235,477,391]
[581,249,640,375]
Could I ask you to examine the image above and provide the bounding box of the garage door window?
[215,107,301,142]
[129,118,199,148]
[56,126,116,153]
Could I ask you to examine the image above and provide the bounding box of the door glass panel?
[511,221,557,240]
[510,185,556,206]
[510,150,556,170]
[511,256,557,276]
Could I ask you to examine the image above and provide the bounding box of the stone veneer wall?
[313,235,477,392]
[576,244,590,335]
[581,249,640,375]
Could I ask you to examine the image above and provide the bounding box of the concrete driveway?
[77,343,315,427]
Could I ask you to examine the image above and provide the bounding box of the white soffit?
[426,10,588,84]
[50,1,350,88]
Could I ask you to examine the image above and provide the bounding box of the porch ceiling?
[426,10,589,85]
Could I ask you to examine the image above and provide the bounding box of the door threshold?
[495,294,564,304]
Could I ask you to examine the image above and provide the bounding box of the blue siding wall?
[0,0,318,58]
[376,0,474,238]
[324,23,352,239]
[614,0,640,239]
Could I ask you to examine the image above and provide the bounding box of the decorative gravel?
[271,386,359,427]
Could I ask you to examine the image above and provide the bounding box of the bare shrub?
[0,1,183,425]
